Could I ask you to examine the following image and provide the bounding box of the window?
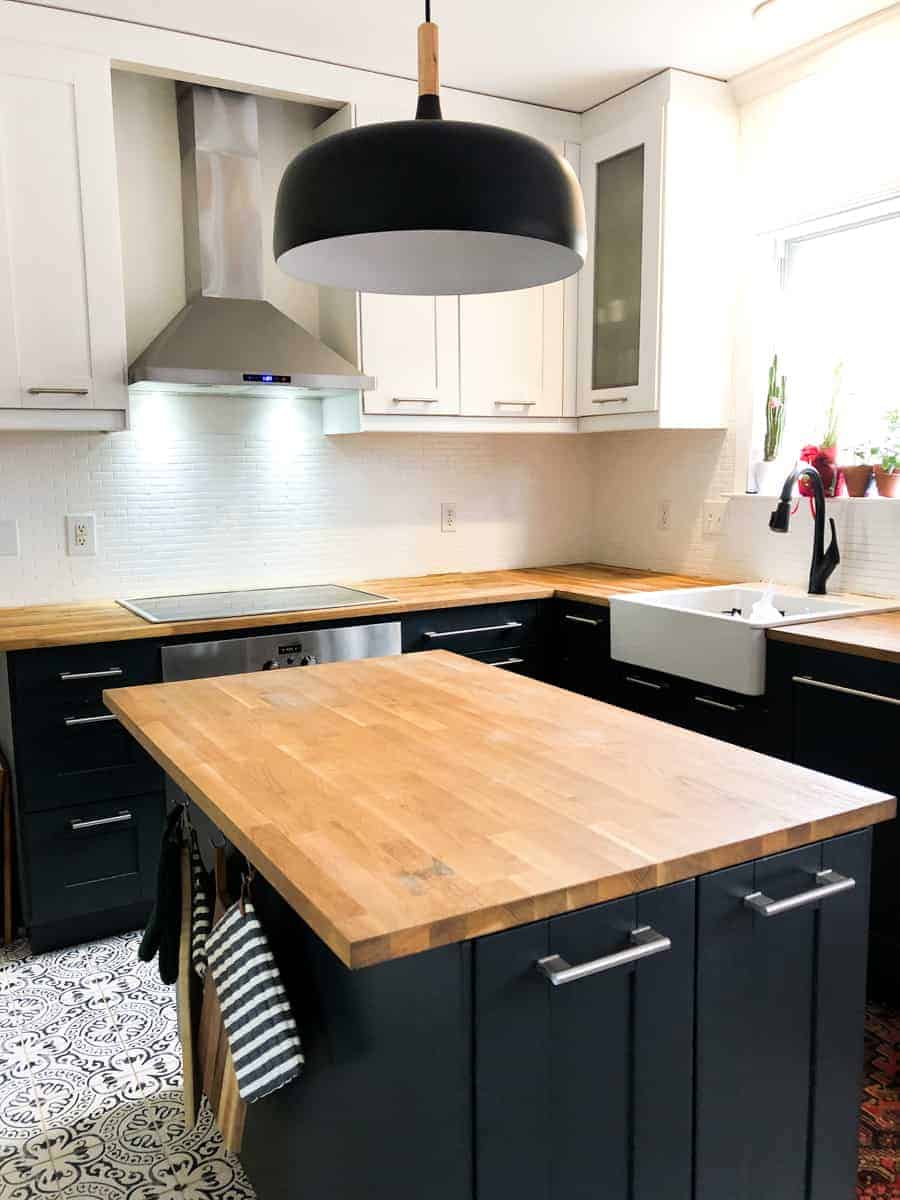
[772,196,900,460]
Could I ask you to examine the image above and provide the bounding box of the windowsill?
[724,492,900,502]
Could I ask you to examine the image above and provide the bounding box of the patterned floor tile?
[0,1128,62,1198]
[0,933,257,1199]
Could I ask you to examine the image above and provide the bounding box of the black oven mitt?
[138,804,183,985]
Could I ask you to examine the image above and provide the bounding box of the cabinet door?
[786,665,899,1002]
[459,284,562,417]
[578,110,663,417]
[695,830,871,1200]
[475,880,695,1200]
[553,601,611,698]
[359,291,459,415]
[0,44,127,411]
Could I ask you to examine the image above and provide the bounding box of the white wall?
[591,8,900,597]
[0,395,595,606]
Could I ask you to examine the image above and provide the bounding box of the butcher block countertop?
[0,563,729,651]
[104,651,896,970]
[769,610,900,665]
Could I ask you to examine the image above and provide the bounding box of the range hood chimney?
[128,86,373,396]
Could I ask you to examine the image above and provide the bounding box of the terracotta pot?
[839,463,873,498]
[874,466,900,498]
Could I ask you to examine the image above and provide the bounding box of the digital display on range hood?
[243,373,291,384]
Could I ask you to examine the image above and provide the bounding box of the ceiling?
[23,0,897,109]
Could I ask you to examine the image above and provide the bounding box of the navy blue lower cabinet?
[694,829,871,1200]
[474,879,695,1200]
[767,640,899,1003]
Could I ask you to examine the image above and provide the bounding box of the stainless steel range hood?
[128,86,373,397]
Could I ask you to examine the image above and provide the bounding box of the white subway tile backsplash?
[0,396,595,606]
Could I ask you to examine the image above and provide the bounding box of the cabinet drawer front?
[15,712,162,812]
[467,646,531,675]
[402,602,541,655]
[475,879,695,1200]
[24,791,163,924]
[610,663,675,720]
[11,639,160,709]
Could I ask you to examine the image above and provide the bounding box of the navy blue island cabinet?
[240,828,871,1200]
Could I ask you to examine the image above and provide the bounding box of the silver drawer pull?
[744,869,855,917]
[27,386,90,396]
[625,675,666,691]
[491,657,524,667]
[792,675,900,708]
[69,810,132,832]
[564,613,601,626]
[392,396,439,403]
[424,621,523,639]
[64,713,118,727]
[591,397,627,405]
[59,668,124,682]
[494,400,537,407]
[537,926,672,986]
[695,695,743,713]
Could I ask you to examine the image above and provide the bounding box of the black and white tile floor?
[0,932,256,1199]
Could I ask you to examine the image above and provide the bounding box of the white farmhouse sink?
[610,584,890,696]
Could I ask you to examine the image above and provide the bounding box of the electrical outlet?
[702,500,727,536]
[441,502,457,533]
[657,500,672,532]
[66,513,97,557]
[0,519,19,557]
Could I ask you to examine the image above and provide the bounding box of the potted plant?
[873,409,900,498]
[839,443,873,497]
[799,363,844,499]
[752,354,786,493]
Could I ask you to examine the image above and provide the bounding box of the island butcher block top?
[104,651,896,970]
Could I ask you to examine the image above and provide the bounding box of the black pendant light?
[274,2,586,295]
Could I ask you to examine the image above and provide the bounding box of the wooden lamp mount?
[415,3,441,119]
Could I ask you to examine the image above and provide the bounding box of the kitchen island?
[105,652,896,1200]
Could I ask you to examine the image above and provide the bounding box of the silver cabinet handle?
[694,695,743,713]
[625,675,666,691]
[64,713,118,727]
[537,926,672,986]
[744,869,855,917]
[792,675,900,708]
[392,396,439,403]
[59,668,124,682]
[591,397,627,405]
[564,613,602,626]
[491,657,524,667]
[494,400,537,407]
[424,621,523,639]
[27,386,90,396]
[69,810,132,832]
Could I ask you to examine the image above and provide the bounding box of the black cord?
[425,0,431,21]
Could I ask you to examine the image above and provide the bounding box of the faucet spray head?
[769,500,791,533]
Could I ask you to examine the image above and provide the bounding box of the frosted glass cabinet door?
[578,110,663,417]
[0,44,127,411]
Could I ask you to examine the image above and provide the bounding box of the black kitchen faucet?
[769,464,840,595]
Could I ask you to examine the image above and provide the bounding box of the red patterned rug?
[858,1003,899,1198]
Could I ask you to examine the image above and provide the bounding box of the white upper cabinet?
[0,42,127,428]
[360,292,460,416]
[577,71,737,431]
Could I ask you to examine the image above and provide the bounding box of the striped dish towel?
[189,830,211,980]
[205,900,304,1102]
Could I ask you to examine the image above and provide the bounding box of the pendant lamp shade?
[274,13,586,295]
